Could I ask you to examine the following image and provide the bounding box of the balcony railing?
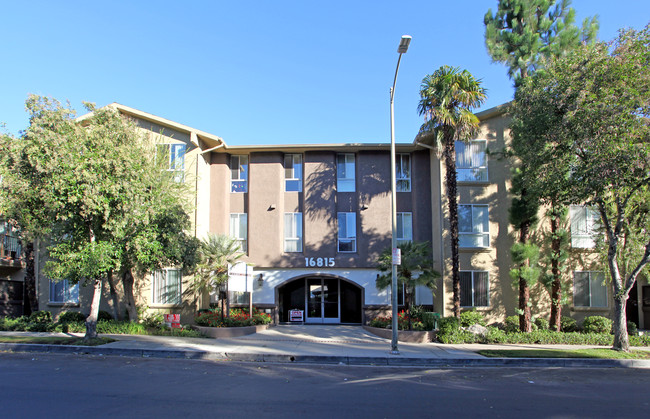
[1,234,22,264]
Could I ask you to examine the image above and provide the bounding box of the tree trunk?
[85,278,103,340]
[122,270,138,322]
[518,213,532,333]
[405,287,412,331]
[106,270,122,321]
[444,136,461,318]
[612,294,630,352]
[23,242,38,315]
[549,214,562,331]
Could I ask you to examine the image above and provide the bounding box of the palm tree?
[417,66,487,318]
[376,241,439,330]
[185,234,245,318]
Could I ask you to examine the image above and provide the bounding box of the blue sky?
[2,1,648,145]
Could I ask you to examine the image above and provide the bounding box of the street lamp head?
[397,35,412,54]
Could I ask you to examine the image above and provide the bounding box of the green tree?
[0,95,196,338]
[484,0,599,84]
[485,0,598,331]
[510,25,650,351]
[417,66,486,318]
[537,206,571,331]
[376,241,439,330]
[185,234,244,319]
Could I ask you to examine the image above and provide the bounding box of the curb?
[2,343,650,368]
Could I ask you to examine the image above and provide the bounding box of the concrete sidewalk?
[1,325,649,368]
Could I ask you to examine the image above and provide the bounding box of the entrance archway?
[277,276,362,324]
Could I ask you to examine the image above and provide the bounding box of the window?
[456,140,487,182]
[396,212,413,245]
[157,143,186,182]
[396,154,411,192]
[458,204,489,247]
[152,269,182,305]
[570,205,600,248]
[230,213,248,252]
[460,271,489,307]
[337,212,356,252]
[285,154,303,192]
[574,271,607,308]
[337,153,355,192]
[284,212,303,252]
[49,279,79,304]
[231,155,249,193]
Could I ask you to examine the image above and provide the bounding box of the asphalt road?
[1,353,648,418]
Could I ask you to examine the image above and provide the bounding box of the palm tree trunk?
[443,134,461,318]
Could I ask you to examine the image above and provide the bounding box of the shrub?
[369,316,391,329]
[534,317,549,330]
[436,316,461,343]
[97,320,147,335]
[561,317,579,333]
[58,311,86,323]
[195,308,272,328]
[28,311,52,323]
[627,321,639,337]
[582,316,612,334]
[460,309,486,327]
[140,312,164,328]
[503,315,520,333]
[98,310,114,321]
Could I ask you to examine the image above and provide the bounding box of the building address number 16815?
[305,257,335,267]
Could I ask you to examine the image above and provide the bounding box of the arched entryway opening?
[277,275,363,324]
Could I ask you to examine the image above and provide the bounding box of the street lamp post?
[389,35,411,355]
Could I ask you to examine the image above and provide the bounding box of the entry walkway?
[2,326,649,368]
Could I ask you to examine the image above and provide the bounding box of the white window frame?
[460,271,490,307]
[152,269,182,305]
[337,212,357,252]
[456,140,488,182]
[284,154,303,192]
[458,204,490,248]
[396,212,413,246]
[570,205,600,248]
[396,153,411,192]
[337,153,355,192]
[49,279,79,304]
[573,271,608,308]
[231,155,249,193]
[284,212,303,252]
[157,143,186,183]
[230,213,248,252]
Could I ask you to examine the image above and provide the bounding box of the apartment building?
[5,103,646,328]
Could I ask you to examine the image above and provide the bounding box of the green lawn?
[478,348,650,360]
[0,336,114,346]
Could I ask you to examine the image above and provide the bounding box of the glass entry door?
[305,278,339,323]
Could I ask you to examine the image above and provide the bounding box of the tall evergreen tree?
[484,0,598,331]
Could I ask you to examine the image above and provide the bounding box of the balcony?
[1,234,24,268]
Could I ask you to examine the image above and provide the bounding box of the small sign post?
[164,314,181,328]
[392,248,401,265]
[289,309,304,323]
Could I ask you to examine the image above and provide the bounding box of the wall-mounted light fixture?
[257,273,264,286]
[361,204,369,211]
[268,204,276,211]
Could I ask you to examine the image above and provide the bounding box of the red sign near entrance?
[289,310,304,322]
[164,314,181,328]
